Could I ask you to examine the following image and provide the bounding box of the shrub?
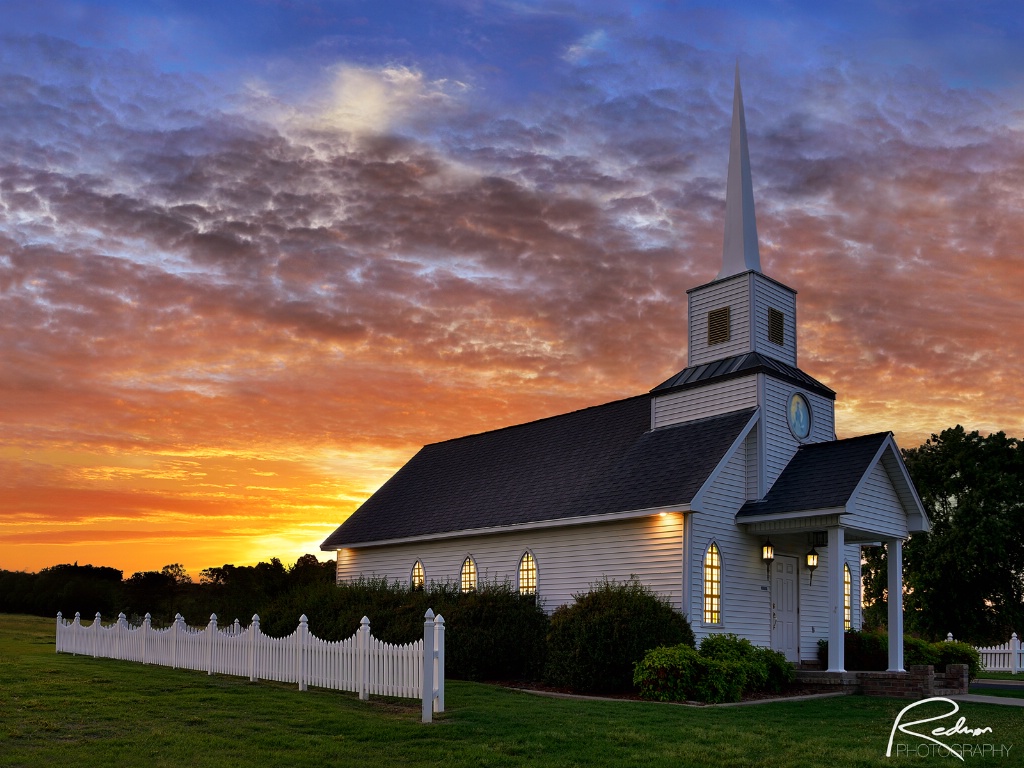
[545,577,695,694]
[261,577,549,681]
[903,636,941,668]
[632,644,701,702]
[936,641,983,681]
[632,641,757,704]
[699,634,769,691]
[816,631,981,679]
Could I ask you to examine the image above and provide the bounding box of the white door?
[771,556,799,662]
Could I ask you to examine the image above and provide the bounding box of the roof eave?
[320,502,693,551]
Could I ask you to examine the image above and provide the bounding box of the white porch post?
[887,538,905,672]
[827,526,846,672]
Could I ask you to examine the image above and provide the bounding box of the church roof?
[651,350,836,400]
[322,398,756,549]
[736,432,890,518]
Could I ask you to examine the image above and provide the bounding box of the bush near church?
[544,577,695,694]
[816,630,983,680]
[633,634,794,704]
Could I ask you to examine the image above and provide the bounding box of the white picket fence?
[56,609,445,722]
[947,631,1023,674]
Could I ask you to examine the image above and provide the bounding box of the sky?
[1,0,1022,579]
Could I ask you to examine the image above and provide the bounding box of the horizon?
[2,1,1023,579]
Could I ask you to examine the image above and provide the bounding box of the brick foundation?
[796,664,968,698]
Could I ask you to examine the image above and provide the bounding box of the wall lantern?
[805,547,819,585]
[761,539,774,581]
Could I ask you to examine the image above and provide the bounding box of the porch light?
[761,539,774,581]
[805,547,819,584]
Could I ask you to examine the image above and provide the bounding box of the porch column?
[887,538,905,672]
[827,526,846,672]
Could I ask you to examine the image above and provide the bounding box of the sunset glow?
[2,1,1023,578]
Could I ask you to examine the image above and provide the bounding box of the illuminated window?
[844,563,852,631]
[460,556,477,593]
[411,560,425,590]
[703,543,722,624]
[518,552,537,595]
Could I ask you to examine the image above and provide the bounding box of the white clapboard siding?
[763,377,835,491]
[751,275,797,367]
[744,426,759,500]
[688,440,773,648]
[55,611,445,719]
[846,460,910,540]
[795,543,863,662]
[337,514,684,612]
[687,273,751,366]
[651,376,758,428]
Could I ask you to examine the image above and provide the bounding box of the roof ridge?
[423,392,651,447]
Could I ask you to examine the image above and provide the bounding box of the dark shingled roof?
[737,432,890,518]
[322,397,756,548]
[651,351,835,400]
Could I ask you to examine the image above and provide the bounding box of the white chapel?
[322,68,929,671]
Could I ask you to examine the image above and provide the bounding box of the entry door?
[771,556,799,662]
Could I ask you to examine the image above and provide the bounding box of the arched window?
[460,556,477,593]
[518,552,537,595]
[844,563,852,631]
[703,543,722,624]
[411,560,425,590]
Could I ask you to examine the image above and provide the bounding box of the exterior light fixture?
[761,538,774,581]
[805,547,819,585]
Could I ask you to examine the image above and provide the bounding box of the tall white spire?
[718,63,761,279]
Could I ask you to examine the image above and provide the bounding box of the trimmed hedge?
[261,577,550,681]
[816,631,983,680]
[634,634,793,703]
[545,577,695,694]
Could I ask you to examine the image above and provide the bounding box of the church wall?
[651,375,758,428]
[689,439,772,648]
[687,274,751,366]
[795,541,864,662]
[744,426,759,500]
[846,461,910,540]
[335,513,685,613]
[751,275,797,366]
[763,377,835,490]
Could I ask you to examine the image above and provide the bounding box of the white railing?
[947,631,1022,674]
[56,609,445,722]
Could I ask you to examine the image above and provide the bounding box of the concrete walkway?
[951,693,1024,707]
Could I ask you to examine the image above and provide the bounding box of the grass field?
[2,614,1022,767]
[978,671,1024,682]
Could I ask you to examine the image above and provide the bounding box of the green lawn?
[2,614,1022,767]
[977,671,1024,682]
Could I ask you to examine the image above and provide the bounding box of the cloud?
[1,29,1023,575]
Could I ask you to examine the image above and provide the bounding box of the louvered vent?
[708,306,731,345]
[768,307,785,345]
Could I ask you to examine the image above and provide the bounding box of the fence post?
[233,618,240,636]
[56,612,62,654]
[249,615,260,682]
[116,612,127,660]
[93,612,102,658]
[1012,632,1020,675]
[207,614,218,675]
[946,632,954,642]
[172,613,182,670]
[142,613,151,665]
[297,615,308,691]
[434,614,445,714]
[422,609,435,723]
[358,616,370,701]
[73,612,81,656]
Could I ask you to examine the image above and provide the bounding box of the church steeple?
[718,63,761,279]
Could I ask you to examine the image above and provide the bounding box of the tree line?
[0,554,336,627]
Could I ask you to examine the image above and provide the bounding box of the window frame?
[517,551,537,596]
[460,555,477,593]
[844,563,852,631]
[703,542,723,625]
[410,560,425,591]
